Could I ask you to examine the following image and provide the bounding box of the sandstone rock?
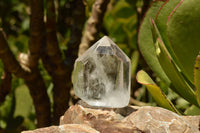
[60,104,142,133]
[123,106,199,133]
[60,104,124,124]
[60,103,199,133]
[22,126,58,133]
[22,124,99,133]
[182,116,200,130]
[22,102,200,133]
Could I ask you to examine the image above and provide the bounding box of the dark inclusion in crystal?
[72,36,131,108]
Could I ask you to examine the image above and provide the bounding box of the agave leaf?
[138,1,170,85]
[167,0,200,83]
[136,70,179,114]
[194,52,200,106]
[155,0,182,67]
[155,38,198,106]
[150,18,170,57]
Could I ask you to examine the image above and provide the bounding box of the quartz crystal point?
[72,36,131,108]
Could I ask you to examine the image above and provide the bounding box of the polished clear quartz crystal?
[72,36,131,108]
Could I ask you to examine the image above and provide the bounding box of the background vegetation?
[0,0,199,132]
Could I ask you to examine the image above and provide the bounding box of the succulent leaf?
[138,0,200,111]
[167,0,200,83]
[138,1,170,85]
[155,38,198,106]
[136,70,179,114]
[155,0,182,67]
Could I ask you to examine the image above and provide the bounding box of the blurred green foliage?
[104,0,137,56]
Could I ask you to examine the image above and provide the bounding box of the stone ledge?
[22,103,200,133]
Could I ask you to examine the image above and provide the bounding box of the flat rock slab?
[22,102,200,133]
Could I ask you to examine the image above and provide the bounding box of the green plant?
[104,0,138,56]
[137,0,200,114]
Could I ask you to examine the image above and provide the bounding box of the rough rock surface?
[22,124,99,133]
[22,101,200,133]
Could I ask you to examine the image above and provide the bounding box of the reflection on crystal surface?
[72,36,131,108]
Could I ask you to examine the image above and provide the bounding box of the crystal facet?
[72,36,131,108]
